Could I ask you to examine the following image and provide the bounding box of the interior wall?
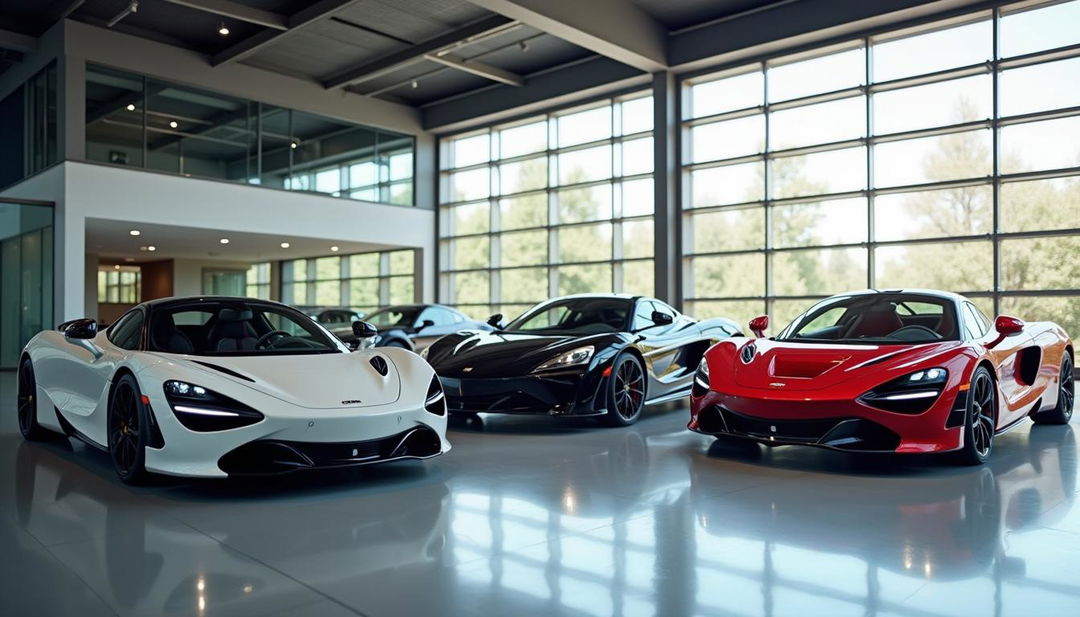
[140,259,174,301]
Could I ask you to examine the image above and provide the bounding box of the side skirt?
[53,407,108,451]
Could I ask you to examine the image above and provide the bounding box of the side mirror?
[63,318,98,340]
[995,315,1024,336]
[352,321,378,339]
[748,315,769,338]
[417,319,435,331]
[487,313,503,328]
[652,311,674,326]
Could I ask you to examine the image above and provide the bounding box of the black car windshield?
[505,297,631,335]
[149,301,342,355]
[775,294,959,344]
[364,306,421,328]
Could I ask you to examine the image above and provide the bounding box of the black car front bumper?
[440,370,606,416]
[217,426,443,475]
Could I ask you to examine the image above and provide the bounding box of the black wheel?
[955,366,996,466]
[108,374,150,484]
[17,357,49,441]
[1033,354,1074,425]
[603,354,646,427]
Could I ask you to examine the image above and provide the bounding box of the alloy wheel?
[614,358,645,420]
[1061,356,1075,420]
[970,372,995,458]
[109,384,141,475]
[17,362,35,435]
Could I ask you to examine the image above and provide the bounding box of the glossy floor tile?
[1,371,1078,617]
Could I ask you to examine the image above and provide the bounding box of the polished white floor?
[2,371,1079,617]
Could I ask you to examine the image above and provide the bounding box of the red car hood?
[722,338,968,393]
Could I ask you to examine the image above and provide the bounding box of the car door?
[968,302,1035,426]
[632,299,702,399]
[61,309,144,444]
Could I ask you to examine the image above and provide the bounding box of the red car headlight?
[858,368,947,414]
[692,358,710,397]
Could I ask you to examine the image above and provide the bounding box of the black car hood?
[426,330,625,378]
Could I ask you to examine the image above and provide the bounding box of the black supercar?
[422,294,741,426]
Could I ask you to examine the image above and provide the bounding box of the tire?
[17,357,50,441]
[107,374,150,485]
[603,353,646,427]
[1033,354,1074,425]
[954,366,996,466]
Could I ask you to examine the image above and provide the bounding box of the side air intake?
[369,355,389,376]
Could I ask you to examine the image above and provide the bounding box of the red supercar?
[689,289,1074,464]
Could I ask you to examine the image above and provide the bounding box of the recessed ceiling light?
[330,245,339,252]
[126,103,136,111]
[219,238,230,244]
[129,229,141,236]
[148,245,156,252]
[280,242,290,249]
[114,264,121,270]
[169,121,178,129]
[290,141,298,149]
[218,22,230,36]
[411,80,419,89]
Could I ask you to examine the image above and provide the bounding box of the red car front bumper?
[689,387,967,454]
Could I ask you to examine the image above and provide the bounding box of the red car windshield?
[776,295,961,344]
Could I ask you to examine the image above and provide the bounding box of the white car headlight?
[533,346,594,372]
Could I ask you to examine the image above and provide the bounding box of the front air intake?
[425,375,446,416]
[369,355,389,376]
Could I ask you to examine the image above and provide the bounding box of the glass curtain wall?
[282,249,415,314]
[682,0,1080,333]
[0,201,53,368]
[0,62,58,188]
[84,65,415,205]
[439,93,655,319]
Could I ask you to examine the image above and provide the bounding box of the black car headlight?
[532,346,594,373]
[163,380,263,432]
[425,375,445,416]
[692,357,710,397]
[858,368,948,414]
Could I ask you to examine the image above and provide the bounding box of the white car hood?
[173,352,402,410]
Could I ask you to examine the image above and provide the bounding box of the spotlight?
[169,120,178,129]
[218,22,230,36]
[330,245,339,252]
[114,264,121,270]
[219,238,230,245]
[126,103,136,111]
[411,80,419,89]
[129,229,141,236]
[280,242,290,249]
[290,141,298,149]
[148,245,156,252]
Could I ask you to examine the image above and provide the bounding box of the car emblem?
[341,399,363,405]
[769,382,785,388]
[741,343,756,364]
[770,425,777,432]
[463,367,473,373]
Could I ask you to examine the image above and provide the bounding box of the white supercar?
[15,296,450,483]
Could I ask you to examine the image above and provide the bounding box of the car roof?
[836,289,966,303]
[138,296,294,311]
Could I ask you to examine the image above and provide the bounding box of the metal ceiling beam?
[0,27,38,53]
[49,0,86,21]
[422,55,646,131]
[211,0,363,67]
[322,15,515,89]
[162,0,288,30]
[465,0,668,72]
[423,53,524,87]
[107,1,139,28]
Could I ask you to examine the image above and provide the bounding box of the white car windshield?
[149,301,342,355]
